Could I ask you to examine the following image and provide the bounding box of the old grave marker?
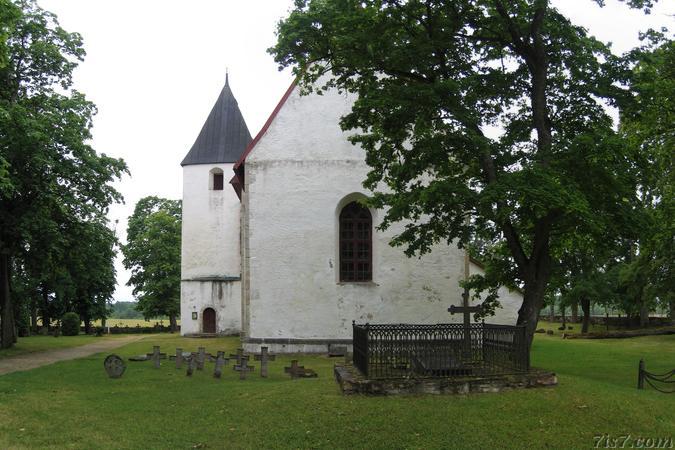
[104,354,126,379]
[213,351,228,379]
[233,356,255,380]
[253,346,276,378]
[284,360,318,379]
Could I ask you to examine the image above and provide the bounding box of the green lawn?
[0,333,672,449]
[0,335,126,358]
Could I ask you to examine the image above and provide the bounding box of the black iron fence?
[352,322,529,379]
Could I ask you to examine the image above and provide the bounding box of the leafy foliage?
[0,0,126,347]
[270,0,666,343]
[122,197,181,331]
[60,312,80,336]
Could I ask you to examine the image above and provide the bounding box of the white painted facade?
[180,163,241,335]
[180,79,523,349]
[238,85,521,353]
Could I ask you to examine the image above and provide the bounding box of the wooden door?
[203,308,216,333]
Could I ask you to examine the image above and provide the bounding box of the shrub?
[61,312,80,336]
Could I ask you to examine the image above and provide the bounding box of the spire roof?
[181,77,252,166]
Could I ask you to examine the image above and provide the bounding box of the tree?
[270,0,662,346]
[0,0,126,347]
[123,197,182,332]
[619,34,674,325]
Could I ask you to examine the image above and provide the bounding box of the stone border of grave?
[334,363,557,395]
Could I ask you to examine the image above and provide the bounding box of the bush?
[61,312,80,336]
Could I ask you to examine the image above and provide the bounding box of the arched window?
[339,201,372,282]
[209,168,224,190]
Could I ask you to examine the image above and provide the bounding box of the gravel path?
[0,335,146,376]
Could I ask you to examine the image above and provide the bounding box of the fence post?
[637,359,645,390]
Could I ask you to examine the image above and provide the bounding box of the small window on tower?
[213,173,224,190]
[209,168,224,190]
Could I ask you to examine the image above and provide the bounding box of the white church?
[179,75,522,353]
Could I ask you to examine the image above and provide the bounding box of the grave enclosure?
[335,321,557,395]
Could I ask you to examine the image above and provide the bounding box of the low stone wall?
[334,364,557,395]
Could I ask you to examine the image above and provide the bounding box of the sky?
[35,0,672,303]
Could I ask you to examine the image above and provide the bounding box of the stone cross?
[175,348,183,369]
[229,348,248,366]
[151,345,161,369]
[448,288,482,355]
[233,356,255,380]
[196,347,206,370]
[186,354,196,377]
[285,360,306,379]
[213,351,228,378]
[253,346,276,378]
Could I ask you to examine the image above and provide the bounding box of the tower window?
[213,173,224,190]
[339,201,372,282]
[210,168,224,190]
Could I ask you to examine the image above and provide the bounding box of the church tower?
[180,75,251,335]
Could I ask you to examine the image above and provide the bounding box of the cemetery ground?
[0,334,672,449]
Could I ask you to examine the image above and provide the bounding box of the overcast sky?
[36,0,672,303]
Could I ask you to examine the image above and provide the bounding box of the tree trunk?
[516,260,552,349]
[670,298,675,326]
[549,300,555,322]
[30,298,38,334]
[639,299,649,328]
[571,302,579,323]
[41,286,50,331]
[561,304,566,328]
[580,296,591,334]
[83,313,91,334]
[0,253,16,348]
[169,314,177,333]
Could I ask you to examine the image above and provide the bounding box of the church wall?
[180,280,240,335]
[180,162,241,334]
[240,84,520,352]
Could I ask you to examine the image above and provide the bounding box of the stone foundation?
[334,363,557,395]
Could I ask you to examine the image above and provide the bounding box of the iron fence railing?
[352,322,529,379]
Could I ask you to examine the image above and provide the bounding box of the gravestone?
[197,347,206,370]
[186,355,196,377]
[284,360,318,379]
[229,348,248,366]
[104,354,126,379]
[152,346,161,369]
[213,351,228,379]
[233,356,255,380]
[253,346,276,378]
[175,348,183,369]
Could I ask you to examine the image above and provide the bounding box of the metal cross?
[448,288,482,355]
[253,346,276,378]
[233,356,255,380]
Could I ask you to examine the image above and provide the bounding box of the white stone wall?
[180,163,241,334]
[469,261,522,324]
[241,84,521,351]
[180,280,241,335]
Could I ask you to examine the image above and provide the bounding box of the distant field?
[94,318,180,328]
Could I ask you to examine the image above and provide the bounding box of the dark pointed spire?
[181,78,251,166]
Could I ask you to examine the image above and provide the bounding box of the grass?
[0,335,127,358]
[0,333,672,449]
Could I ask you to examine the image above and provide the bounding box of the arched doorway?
[203,308,216,333]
